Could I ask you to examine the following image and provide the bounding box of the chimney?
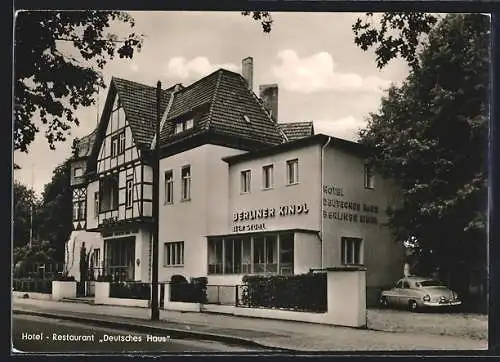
[259,84,278,123]
[242,57,253,91]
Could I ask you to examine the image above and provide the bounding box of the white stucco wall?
[294,231,321,274]
[158,144,244,282]
[228,143,322,234]
[322,145,404,303]
[65,230,103,281]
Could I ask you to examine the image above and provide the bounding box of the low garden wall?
[52,280,77,300]
[163,268,367,328]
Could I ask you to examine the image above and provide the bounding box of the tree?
[241,11,273,33]
[352,12,439,70]
[14,11,143,153]
[13,181,41,248]
[359,14,489,294]
[36,157,74,262]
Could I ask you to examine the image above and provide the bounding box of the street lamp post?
[150,81,161,321]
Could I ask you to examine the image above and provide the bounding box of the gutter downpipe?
[320,136,332,268]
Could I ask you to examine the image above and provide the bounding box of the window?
[164,170,174,204]
[241,170,251,193]
[262,165,273,189]
[175,122,183,134]
[91,249,100,269]
[125,177,133,209]
[111,131,125,157]
[279,232,294,275]
[94,192,99,217]
[402,281,410,289]
[364,164,375,189]
[341,237,363,265]
[208,238,223,274]
[208,233,290,275]
[181,166,191,201]
[286,159,299,185]
[74,167,83,178]
[163,242,184,266]
[174,118,194,134]
[73,200,85,221]
[395,280,403,288]
[100,175,119,212]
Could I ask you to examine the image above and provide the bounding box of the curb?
[13,309,289,351]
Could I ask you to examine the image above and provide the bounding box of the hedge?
[170,277,207,303]
[240,272,327,312]
[13,278,53,294]
[109,282,151,300]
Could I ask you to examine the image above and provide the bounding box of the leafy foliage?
[352,12,439,70]
[109,282,151,300]
[13,181,40,248]
[359,14,489,284]
[170,276,207,303]
[13,240,56,266]
[241,11,273,33]
[36,157,74,262]
[241,273,327,312]
[14,11,143,153]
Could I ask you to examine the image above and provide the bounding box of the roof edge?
[222,134,368,164]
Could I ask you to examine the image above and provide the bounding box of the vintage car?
[379,276,462,312]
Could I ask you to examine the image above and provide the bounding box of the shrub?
[170,276,207,303]
[54,275,76,281]
[109,282,151,300]
[96,275,113,282]
[240,272,327,312]
[13,278,52,294]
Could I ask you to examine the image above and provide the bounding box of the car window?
[415,282,422,287]
[420,280,444,287]
[395,280,403,288]
[402,281,410,289]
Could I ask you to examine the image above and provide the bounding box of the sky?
[14,11,410,196]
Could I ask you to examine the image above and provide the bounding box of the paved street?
[13,298,488,351]
[12,314,254,353]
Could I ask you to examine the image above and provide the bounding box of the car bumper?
[422,301,462,307]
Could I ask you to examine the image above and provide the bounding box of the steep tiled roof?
[278,122,315,141]
[112,78,177,150]
[158,69,284,148]
[75,128,98,158]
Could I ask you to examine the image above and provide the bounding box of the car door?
[398,280,411,306]
[386,280,403,306]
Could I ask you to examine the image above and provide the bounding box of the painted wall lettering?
[233,203,309,223]
[322,185,379,225]
[232,223,266,233]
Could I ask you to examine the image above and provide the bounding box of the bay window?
[208,233,293,275]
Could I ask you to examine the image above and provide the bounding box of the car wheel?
[408,300,418,312]
[380,296,389,309]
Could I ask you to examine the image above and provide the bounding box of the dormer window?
[74,167,83,178]
[174,118,194,134]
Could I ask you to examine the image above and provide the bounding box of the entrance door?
[104,237,136,281]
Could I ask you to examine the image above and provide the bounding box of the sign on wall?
[323,185,379,225]
[232,202,309,233]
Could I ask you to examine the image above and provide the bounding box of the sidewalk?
[12,297,487,351]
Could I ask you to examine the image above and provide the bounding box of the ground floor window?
[164,241,184,266]
[208,232,294,275]
[104,237,135,281]
[341,237,363,265]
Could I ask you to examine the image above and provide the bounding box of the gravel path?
[367,308,487,340]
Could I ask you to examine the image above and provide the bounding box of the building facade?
[67,58,404,304]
